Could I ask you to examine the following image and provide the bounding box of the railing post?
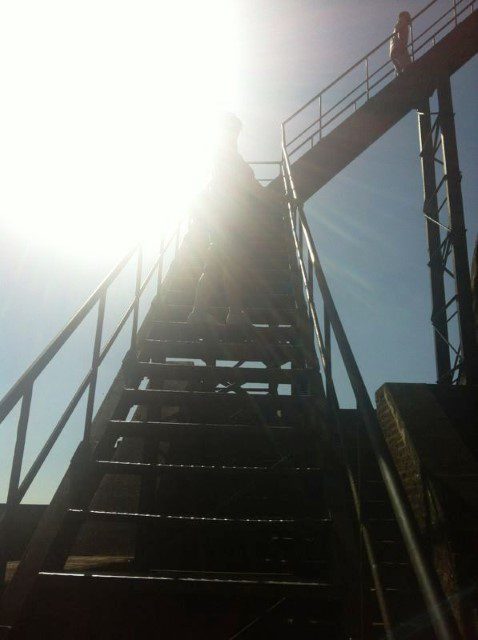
[318,95,322,140]
[307,255,314,305]
[297,216,304,259]
[0,384,33,583]
[156,238,165,296]
[83,292,106,439]
[452,0,458,27]
[324,307,332,401]
[410,21,415,62]
[365,58,370,98]
[130,246,143,353]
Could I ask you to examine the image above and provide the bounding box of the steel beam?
[418,100,452,383]
[437,78,478,383]
[417,79,478,384]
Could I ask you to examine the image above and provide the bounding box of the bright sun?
[0,1,240,258]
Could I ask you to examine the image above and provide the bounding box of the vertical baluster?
[453,0,458,27]
[84,292,106,439]
[130,246,143,353]
[0,384,33,583]
[156,238,165,296]
[297,214,304,261]
[324,306,332,401]
[307,254,314,324]
[365,58,370,99]
[318,95,322,140]
[410,20,415,62]
[307,254,314,304]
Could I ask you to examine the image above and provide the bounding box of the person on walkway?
[187,113,263,326]
[390,11,412,74]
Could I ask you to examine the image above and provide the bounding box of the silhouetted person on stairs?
[390,11,412,74]
[187,113,264,326]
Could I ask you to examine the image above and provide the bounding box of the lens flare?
[0,0,240,258]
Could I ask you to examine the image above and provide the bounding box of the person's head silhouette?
[399,11,412,24]
[218,112,242,151]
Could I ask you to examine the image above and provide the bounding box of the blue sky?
[1,0,477,502]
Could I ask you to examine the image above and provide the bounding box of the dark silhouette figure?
[187,113,264,326]
[390,11,412,73]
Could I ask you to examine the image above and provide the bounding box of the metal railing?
[283,0,476,161]
[0,218,188,581]
[281,133,460,639]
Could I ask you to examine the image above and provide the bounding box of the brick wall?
[376,383,478,635]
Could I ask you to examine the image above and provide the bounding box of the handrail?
[283,0,476,161]
[281,131,460,639]
[14,239,176,504]
[0,247,137,425]
[0,218,185,581]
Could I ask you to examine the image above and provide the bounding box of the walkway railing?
[280,133,460,639]
[283,0,476,161]
[0,218,188,582]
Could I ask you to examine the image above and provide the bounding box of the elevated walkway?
[269,9,478,201]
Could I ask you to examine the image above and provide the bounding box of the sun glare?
[0,1,240,259]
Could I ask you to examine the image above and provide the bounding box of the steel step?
[167,277,294,296]
[147,321,298,343]
[120,388,316,411]
[106,419,298,439]
[140,338,305,363]
[133,361,314,385]
[37,570,336,598]
[95,460,322,478]
[153,303,298,325]
[170,267,294,289]
[165,290,296,309]
[67,508,330,532]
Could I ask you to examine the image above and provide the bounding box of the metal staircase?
[0,191,456,639]
[1,204,351,639]
[1,1,477,638]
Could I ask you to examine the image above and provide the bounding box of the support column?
[417,99,452,383]
[437,78,478,384]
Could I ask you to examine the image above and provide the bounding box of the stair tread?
[148,321,298,342]
[134,361,314,384]
[108,419,296,431]
[106,420,300,447]
[141,338,304,362]
[153,304,298,325]
[69,508,329,523]
[96,460,321,475]
[37,570,335,596]
[122,388,314,404]
[166,290,296,307]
